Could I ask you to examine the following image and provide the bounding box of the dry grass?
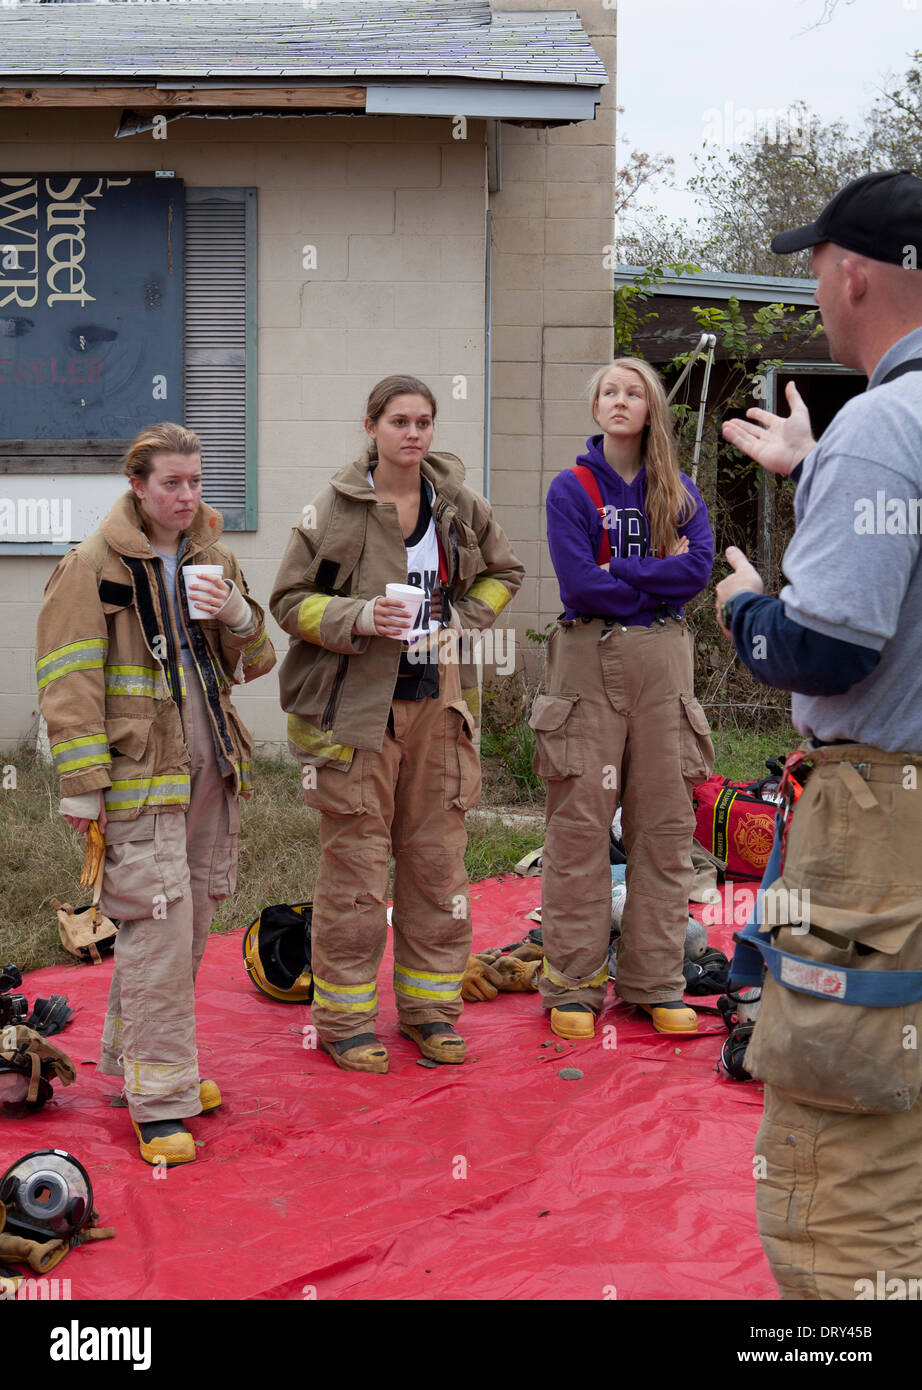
[0,742,544,974]
[1,711,790,975]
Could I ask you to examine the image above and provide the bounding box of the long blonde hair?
[587,358,696,556]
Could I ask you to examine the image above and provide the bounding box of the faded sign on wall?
[0,174,183,440]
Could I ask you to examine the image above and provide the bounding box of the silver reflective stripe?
[51,734,111,775]
[393,968,464,999]
[104,665,163,698]
[36,638,108,689]
[243,627,268,662]
[312,977,377,1012]
[103,776,190,812]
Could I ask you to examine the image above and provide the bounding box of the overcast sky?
[617,0,922,228]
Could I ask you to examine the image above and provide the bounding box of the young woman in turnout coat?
[271,375,523,1073]
[36,423,275,1166]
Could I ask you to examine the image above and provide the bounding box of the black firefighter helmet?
[243,902,313,1004]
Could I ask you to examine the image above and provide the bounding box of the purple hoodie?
[545,435,714,624]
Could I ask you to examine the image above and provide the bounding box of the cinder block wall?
[489,0,616,655]
[0,112,488,748]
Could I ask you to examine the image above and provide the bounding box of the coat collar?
[329,450,466,505]
[101,489,224,559]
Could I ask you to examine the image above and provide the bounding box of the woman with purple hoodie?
[530,357,715,1039]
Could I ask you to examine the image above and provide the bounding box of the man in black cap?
[714,170,922,1300]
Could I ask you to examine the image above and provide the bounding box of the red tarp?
[0,877,775,1300]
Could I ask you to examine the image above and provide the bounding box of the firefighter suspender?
[571,465,611,566]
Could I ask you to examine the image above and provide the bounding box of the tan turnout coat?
[36,491,275,819]
[270,450,524,766]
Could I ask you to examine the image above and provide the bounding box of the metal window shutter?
[183,191,255,528]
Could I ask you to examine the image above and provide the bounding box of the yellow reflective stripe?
[104,664,162,698]
[394,965,465,984]
[393,966,464,1001]
[297,594,332,644]
[36,638,108,689]
[37,638,108,672]
[542,957,609,990]
[164,667,187,699]
[243,626,269,663]
[287,713,354,766]
[461,685,481,716]
[51,734,111,775]
[312,975,377,1013]
[235,759,253,794]
[103,774,190,812]
[313,976,376,995]
[466,577,510,616]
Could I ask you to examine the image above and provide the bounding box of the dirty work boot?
[400,1022,466,1064]
[131,1118,196,1167]
[198,1079,222,1112]
[638,1001,698,1035]
[322,1034,389,1074]
[550,1003,595,1040]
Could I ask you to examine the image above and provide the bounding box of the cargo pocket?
[302,751,366,815]
[104,715,150,763]
[208,791,242,901]
[443,699,482,811]
[753,1114,819,1298]
[528,692,582,780]
[679,694,714,782]
[745,923,922,1113]
[100,815,185,923]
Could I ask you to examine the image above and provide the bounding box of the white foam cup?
[385,582,425,635]
[183,564,224,619]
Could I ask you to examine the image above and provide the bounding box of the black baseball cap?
[770,169,922,264]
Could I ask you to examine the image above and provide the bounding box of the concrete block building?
[0,0,617,747]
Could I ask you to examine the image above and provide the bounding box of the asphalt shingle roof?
[0,1,608,87]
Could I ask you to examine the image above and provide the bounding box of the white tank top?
[368,469,439,645]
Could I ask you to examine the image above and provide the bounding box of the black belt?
[576,603,682,626]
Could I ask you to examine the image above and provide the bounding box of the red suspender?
[436,532,448,584]
[571,465,611,566]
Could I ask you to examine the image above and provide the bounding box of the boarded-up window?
[184,187,257,531]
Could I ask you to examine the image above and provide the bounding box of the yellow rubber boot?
[399,1023,466,1064]
[639,1001,699,1035]
[322,1034,389,1074]
[550,1005,595,1040]
[199,1079,222,1112]
[131,1119,196,1167]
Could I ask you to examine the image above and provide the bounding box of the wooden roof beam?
[0,85,367,109]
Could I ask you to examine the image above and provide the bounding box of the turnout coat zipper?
[271,449,524,767]
[36,491,276,820]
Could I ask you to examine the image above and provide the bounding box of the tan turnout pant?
[756,1083,922,1299]
[746,742,922,1299]
[97,667,241,1122]
[304,652,480,1045]
[533,618,714,1012]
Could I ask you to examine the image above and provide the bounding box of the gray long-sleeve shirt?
[780,324,922,750]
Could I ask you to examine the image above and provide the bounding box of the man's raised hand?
[721,380,816,476]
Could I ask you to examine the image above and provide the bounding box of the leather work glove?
[505,942,545,963]
[494,956,542,992]
[461,954,505,1002]
[0,1231,66,1274]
